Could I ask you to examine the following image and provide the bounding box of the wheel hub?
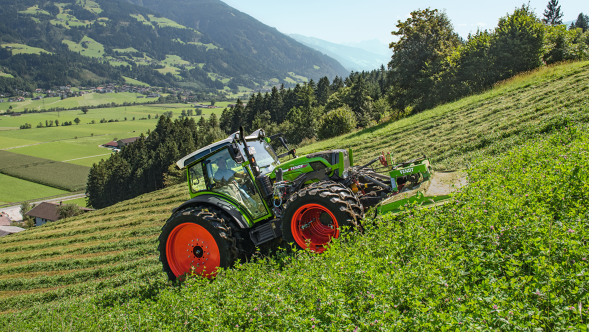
[291,204,339,253]
[193,245,204,258]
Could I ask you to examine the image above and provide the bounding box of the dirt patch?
[424,170,467,197]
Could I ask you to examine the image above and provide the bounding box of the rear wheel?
[158,207,238,280]
[282,181,360,253]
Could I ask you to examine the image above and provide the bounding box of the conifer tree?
[316,77,331,106]
[542,0,563,26]
[571,13,589,32]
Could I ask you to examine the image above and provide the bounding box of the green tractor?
[159,127,461,280]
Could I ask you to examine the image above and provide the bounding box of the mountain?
[341,39,390,56]
[289,34,390,72]
[0,0,347,94]
[122,0,348,79]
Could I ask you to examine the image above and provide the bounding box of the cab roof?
[176,129,264,169]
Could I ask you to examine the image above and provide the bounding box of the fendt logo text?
[286,164,308,172]
[399,168,413,175]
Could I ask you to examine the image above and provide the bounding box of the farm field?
[0,92,152,113]
[0,151,89,192]
[0,43,51,55]
[0,102,229,201]
[0,104,225,146]
[0,174,68,206]
[0,62,588,330]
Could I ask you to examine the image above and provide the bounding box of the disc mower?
[158,127,463,280]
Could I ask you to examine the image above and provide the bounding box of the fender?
[172,194,250,229]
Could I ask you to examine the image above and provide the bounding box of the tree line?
[220,3,589,144]
[86,115,225,208]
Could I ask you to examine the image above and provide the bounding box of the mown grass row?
[298,61,589,170]
[0,236,155,264]
[0,262,165,312]
[2,118,588,331]
[0,181,186,314]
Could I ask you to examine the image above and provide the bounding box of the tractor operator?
[213,155,245,183]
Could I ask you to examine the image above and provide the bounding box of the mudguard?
[172,194,250,229]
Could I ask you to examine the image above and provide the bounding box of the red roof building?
[104,141,119,148]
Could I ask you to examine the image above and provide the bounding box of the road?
[0,193,87,222]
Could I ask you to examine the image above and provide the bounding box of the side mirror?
[228,143,245,164]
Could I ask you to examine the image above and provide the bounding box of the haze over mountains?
[290,34,390,72]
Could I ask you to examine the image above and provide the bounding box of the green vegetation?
[0,92,157,112]
[122,76,150,87]
[62,37,105,58]
[1,44,51,55]
[187,42,219,50]
[0,174,67,205]
[299,61,589,170]
[287,72,308,82]
[1,80,588,330]
[18,5,50,15]
[0,151,89,192]
[147,14,187,29]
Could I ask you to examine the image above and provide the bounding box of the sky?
[220,0,586,45]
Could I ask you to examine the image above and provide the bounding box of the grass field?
[0,151,89,192]
[0,174,68,205]
[61,197,88,207]
[287,72,308,82]
[62,36,105,58]
[298,61,589,170]
[0,92,153,113]
[18,5,51,15]
[0,62,588,330]
[188,42,219,50]
[1,43,51,55]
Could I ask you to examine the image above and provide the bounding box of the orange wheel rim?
[291,204,339,253]
[166,223,221,279]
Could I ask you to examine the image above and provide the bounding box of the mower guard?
[370,157,466,214]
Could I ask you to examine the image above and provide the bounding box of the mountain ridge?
[289,34,390,72]
[122,0,349,79]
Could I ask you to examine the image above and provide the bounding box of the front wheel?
[282,182,359,253]
[158,207,238,280]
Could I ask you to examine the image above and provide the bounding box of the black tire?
[306,181,365,221]
[282,181,361,252]
[158,206,238,281]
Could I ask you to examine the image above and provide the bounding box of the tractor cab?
[178,129,280,222]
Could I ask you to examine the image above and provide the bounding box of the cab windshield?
[240,140,280,175]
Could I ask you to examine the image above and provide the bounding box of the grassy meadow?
[0,61,588,330]
[0,92,153,113]
[1,43,52,55]
[0,174,68,205]
[298,61,589,170]
[0,101,229,201]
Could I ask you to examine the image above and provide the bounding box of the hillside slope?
[0,0,342,91]
[124,0,349,80]
[298,61,589,169]
[0,62,588,327]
